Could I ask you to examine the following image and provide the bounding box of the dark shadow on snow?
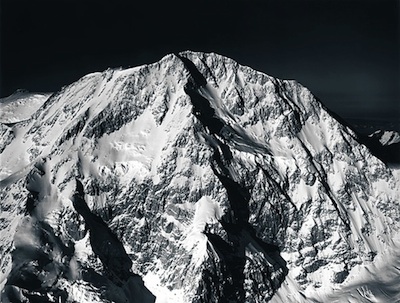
[72,179,156,303]
[178,53,288,302]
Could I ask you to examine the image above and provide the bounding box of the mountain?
[0,90,52,125]
[1,51,399,303]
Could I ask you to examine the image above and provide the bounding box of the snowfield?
[0,90,51,124]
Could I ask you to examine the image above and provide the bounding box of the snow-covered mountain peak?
[1,51,399,302]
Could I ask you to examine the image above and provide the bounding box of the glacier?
[0,51,399,302]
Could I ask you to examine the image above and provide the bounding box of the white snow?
[370,130,400,146]
[316,235,400,303]
[143,272,185,303]
[379,130,400,145]
[182,196,222,265]
[0,91,51,123]
[298,119,325,153]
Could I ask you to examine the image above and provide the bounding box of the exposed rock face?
[0,51,399,302]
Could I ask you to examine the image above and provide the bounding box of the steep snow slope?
[0,51,399,302]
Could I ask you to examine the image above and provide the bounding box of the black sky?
[1,0,399,121]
